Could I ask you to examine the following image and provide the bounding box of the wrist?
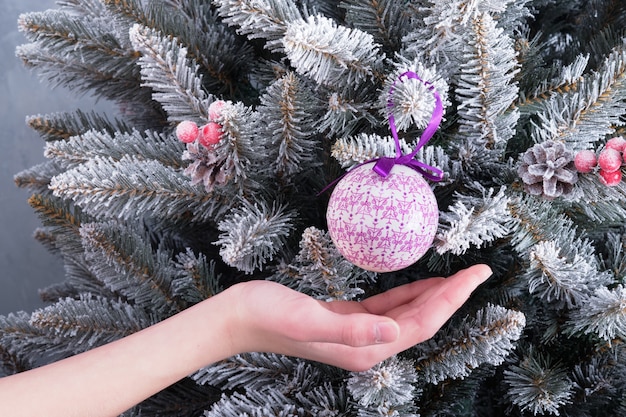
[163,287,243,374]
[215,282,254,356]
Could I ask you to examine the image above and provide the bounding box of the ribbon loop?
[318,71,444,196]
[378,70,444,181]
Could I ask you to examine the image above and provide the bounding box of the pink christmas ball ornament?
[199,122,223,147]
[326,162,439,273]
[208,100,226,121]
[574,150,597,173]
[606,136,626,153]
[599,168,622,186]
[176,120,199,144]
[598,148,622,173]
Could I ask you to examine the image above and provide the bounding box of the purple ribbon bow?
[372,70,444,181]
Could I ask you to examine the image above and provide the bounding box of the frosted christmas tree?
[3,0,626,415]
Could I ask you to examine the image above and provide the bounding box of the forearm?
[0,290,236,417]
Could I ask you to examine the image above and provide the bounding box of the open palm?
[229,264,492,371]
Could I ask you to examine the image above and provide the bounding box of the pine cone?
[518,141,578,199]
[182,142,234,192]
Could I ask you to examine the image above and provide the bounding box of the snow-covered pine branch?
[283,15,384,88]
[524,239,613,309]
[17,9,148,107]
[257,72,320,178]
[340,0,410,51]
[379,59,450,132]
[215,201,295,274]
[435,186,515,255]
[529,44,626,150]
[504,347,574,416]
[28,295,153,355]
[213,0,303,52]
[129,24,210,124]
[347,356,419,410]
[567,285,626,342]
[270,227,375,301]
[80,221,185,316]
[455,11,520,152]
[26,109,131,142]
[44,129,185,169]
[414,303,525,384]
[50,155,230,222]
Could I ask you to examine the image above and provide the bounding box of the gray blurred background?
[0,1,113,315]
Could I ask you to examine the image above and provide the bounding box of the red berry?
[208,100,226,121]
[606,136,626,152]
[574,150,597,173]
[599,169,622,186]
[199,122,223,147]
[598,148,622,172]
[176,120,199,143]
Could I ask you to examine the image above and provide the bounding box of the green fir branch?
[340,0,410,51]
[270,227,376,301]
[49,155,229,222]
[26,110,131,142]
[28,295,154,354]
[17,10,147,105]
[257,72,321,178]
[80,221,186,316]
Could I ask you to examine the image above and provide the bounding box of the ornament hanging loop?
[373,71,444,181]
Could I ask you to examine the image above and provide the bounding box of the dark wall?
[0,1,112,315]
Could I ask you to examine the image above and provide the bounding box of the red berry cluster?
[175,100,225,147]
[574,137,626,186]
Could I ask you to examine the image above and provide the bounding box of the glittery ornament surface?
[326,162,438,272]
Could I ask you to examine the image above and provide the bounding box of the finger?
[361,264,491,315]
[360,277,446,315]
[292,309,400,347]
[394,264,492,342]
[289,341,397,372]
